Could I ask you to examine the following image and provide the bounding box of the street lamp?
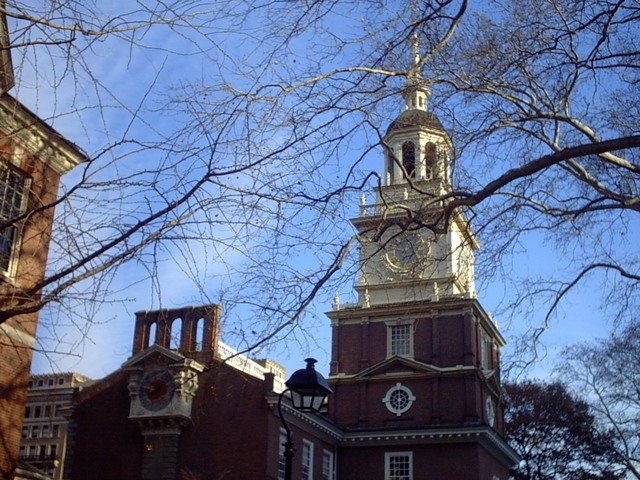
[278,358,332,480]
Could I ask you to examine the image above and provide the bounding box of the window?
[385,452,413,480]
[169,318,182,349]
[480,331,492,369]
[42,424,49,438]
[21,426,28,438]
[382,383,416,416]
[44,405,51,417]
[37,379,44,387]
[301,439,313,480]
[278,429,287,480]
[386,153,395,185]
[401,142,416,179]
[31,425,39,438]
[34,405,41,418]
[24,406,30,418]
[388,323,412,357]
[52,424,60,438]
[28,445,36,458]
[49,444,57,458]
[194,318,204,351]
[148,322,157,347]
[48,378,54,386]
[58,377,64,385]
[322,450,334,480]
[0,162,28,276]
[19,446,25,459]
[38,445,46,459]
[424,143,437,179]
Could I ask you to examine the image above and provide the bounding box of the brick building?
[324,62,517,478]
[0,13,87,478]
[65,305,340,480]
[54,58,518,480]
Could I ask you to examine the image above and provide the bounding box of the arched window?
[386,153,395,185]
[402,142,416,179]
[169,318,182,350]
[148,322,157,348]
[424,142,437,179]
[195,318,204,352]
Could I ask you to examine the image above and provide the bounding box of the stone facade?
[18,373,92,479]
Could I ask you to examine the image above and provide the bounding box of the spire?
[403,31,430,112]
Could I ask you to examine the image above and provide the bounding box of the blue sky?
[14,1,634,381]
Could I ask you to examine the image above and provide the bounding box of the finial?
[402,30,430,112]
[411,31,420,70]
[332,292,341,311]
[362,288,370,308]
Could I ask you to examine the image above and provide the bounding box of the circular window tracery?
[382,383,416,416]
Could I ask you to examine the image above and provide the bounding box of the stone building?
[18,374,92,479]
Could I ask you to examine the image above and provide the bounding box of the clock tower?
[327,41,518,479]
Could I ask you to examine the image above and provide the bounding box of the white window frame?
[0,161,29,279]
[321,449,334,480]
[385,451,413,480]
[480,330,492,369]
[382,383,416,416]
[277,428,287,480]
[386,321,414,358]
[301,439,314,480]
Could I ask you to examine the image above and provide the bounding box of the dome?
[385,109,445,136]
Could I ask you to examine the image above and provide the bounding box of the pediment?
[354,356,441,380]
[122,344,186,370]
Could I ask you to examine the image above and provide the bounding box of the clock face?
[139,370,176,412]
[385,233,428,270]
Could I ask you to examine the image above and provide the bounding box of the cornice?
[327,296,476,320]
[0,93,88,174]
[339,426,520,467]
[328,363,479,385]
[265,394,343,441]
[326,297,506,346]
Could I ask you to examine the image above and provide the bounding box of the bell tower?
[328,37,518,480]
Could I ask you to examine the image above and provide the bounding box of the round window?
[382,383,416,416]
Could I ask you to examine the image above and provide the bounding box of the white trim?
[278,428,287,480]
[386,320,414,358]
[0,321,36,347]
[0,160,30,279]
[382,383,416,416]
[302,439,314,480]
[321,449,334,480]
[0,94,87,175]
[385,451,413,480]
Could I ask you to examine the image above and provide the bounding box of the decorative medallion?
[382,383,416,416]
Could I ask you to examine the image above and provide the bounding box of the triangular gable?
[121,344,186,369]
[354,356,443,380]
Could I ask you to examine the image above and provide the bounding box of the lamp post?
[277,358,332,480]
